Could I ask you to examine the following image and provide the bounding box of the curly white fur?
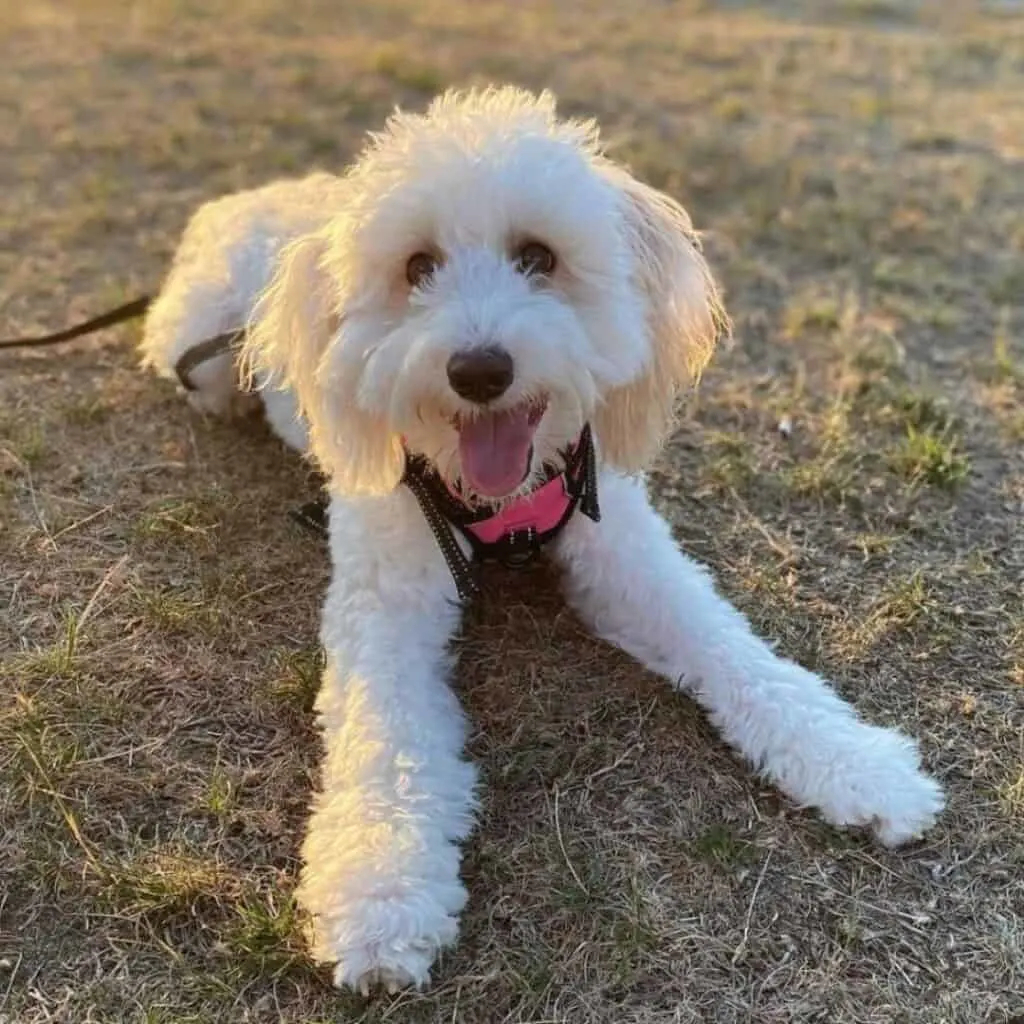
[139,173,342,448]
[141,86,944,994]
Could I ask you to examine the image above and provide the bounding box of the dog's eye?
[515,241,556,277]
[406,252,438,288]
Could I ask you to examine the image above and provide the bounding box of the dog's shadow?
[447,562,783,977]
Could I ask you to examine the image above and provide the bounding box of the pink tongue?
[458,408,537,497]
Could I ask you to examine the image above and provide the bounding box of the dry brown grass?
[3,1,1024,1021]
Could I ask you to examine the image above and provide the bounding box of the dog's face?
[247,88,727,499]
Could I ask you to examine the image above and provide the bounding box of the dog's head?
[246,87,727,499]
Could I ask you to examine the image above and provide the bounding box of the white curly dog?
[141,87,944,993]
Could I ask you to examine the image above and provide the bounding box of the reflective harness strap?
[403,468,483,601]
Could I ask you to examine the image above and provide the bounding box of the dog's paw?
[335,945,438,996]
[307,887,463,995]
[810,722,944,847]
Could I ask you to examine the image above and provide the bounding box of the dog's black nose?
[446,346,514,404]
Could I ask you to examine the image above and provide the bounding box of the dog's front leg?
[553,471,943,846]
[298,493,476,994]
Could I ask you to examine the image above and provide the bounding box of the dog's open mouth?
[455,401,547,498]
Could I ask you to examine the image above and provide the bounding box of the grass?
[888,425,971,488]
[868,571,934,631]
[782,289,850,338]
[132,581,225,634]
[987,308,1023,385]
[2,420,48,465]
[223,890,313,981]
[997,767,1024,818]
[131,495,229,544]
[3,0,1024,1022]
[370,45,448,93]
[63,394,115,426]
[14,611,84,681]
[267,645,325,712]
[690,825,756,869]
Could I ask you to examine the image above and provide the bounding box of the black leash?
[172,330,247,392]
[0,294,247,393]
[0,295,152,349]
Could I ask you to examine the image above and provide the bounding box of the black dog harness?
[293,427,601,602]
[401,425,601,601]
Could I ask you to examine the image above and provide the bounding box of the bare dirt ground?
[2,2,1023,1022]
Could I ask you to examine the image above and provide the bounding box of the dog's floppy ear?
[244,231,404,496]
[593,171,728,472]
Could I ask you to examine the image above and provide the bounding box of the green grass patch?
[202,766,237,819]
[63,395,114,426]
[370,46,446,92]
[100,848,234,926]
[132,494,229,545]
[220,890,313,981]
[702,432,757,491]
[783,291,851,339]
[782,440,861,504]
[888,387,955,432]
[267,646,324,712]
[691,825,755,869]
[132,583,224,634]
[10,607,86,682]
[3,420,48,466]
[985,309,1024,385]
[888,426,970,489]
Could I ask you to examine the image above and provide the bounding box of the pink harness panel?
[461,474,571,546]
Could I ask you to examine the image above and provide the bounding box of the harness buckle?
[496,526,541,568]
